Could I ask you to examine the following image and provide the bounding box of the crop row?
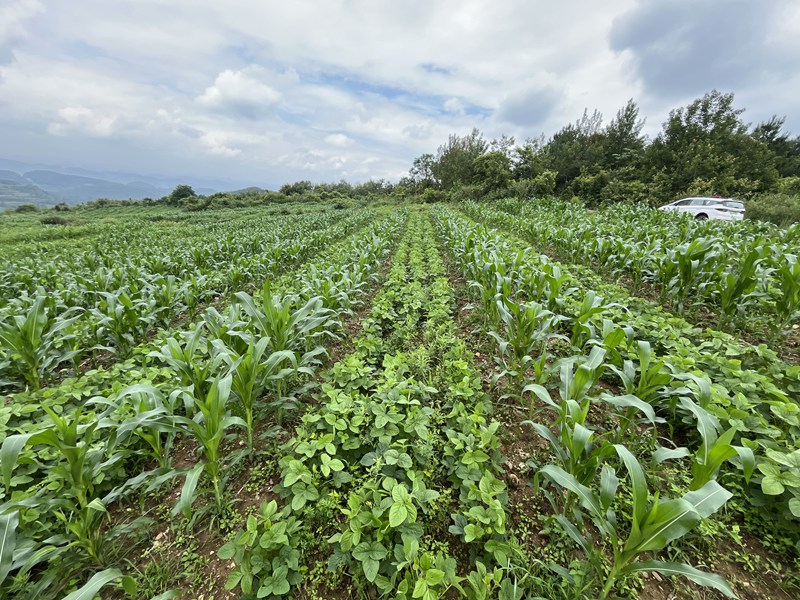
[479,198,800,338]
[219,210,525,599]
[433,205,798,597]
[0,210,406,599]
[0,209,374,391]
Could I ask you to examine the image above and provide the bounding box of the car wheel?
[695,213,708,220]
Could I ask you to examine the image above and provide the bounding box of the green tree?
[430,128,488,190]
[645,90,778,200]
[279,180,313,196]
[168,184,196,205]
[752,116,800,178]
[472,151,512,194]
[540,109,606,192]
[602,99,646,172]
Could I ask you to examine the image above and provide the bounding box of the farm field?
[0,201,798,600]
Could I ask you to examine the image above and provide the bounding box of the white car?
[658,197,745,221]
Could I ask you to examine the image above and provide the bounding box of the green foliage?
[167,184,196,205]
[0,296,81,390]
[430,128,488,190]
[472,151,512,195]
[218,500,303,598]
[646,90,778,200]
[745,192,800,225]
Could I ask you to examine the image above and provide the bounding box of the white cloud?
[0,0,42,63]
[197,66,282,119]
[444,98,465,116]
[47,106,118,137]
[324,133,353,147]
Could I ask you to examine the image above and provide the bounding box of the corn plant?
[236,282,337,353]
[772,253,800,336]
[91,289,159,357]
[173,374,245,515]
[0,296,82,390]
[222,339,300,450]
[488,296,565,390]
[525,350,611,490]
[715,246,766,328]
[678,397,755,489]
[1,406,125,567]
[541,445,735,599]
[568,292,617,351]
[108,384,188,468]
[148,325,228,408]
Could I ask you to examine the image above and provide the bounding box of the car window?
[675,199,692,206]
[722,200,744,209]
[689,199,707,206]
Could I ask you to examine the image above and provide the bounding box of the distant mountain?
[0,177,54,207]
[0,170,27,184]
[228,186,269,194]
[0,158,275,208]
[0,169,174,208]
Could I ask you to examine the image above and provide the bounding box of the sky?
[1,0,799,189]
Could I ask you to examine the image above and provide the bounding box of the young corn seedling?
[541,445,736,599]
[678,397,755,490]
[173,374,245,516]
[236,281,337,353]
[0,295,82,390]
[105,384,187,468]
[91,289,159,357]
[715,246,765,329]
[148,325,229,409]
[1,406,124,567]
[489,296,565,393]
[772,252,800,338]
[222,337,299,450]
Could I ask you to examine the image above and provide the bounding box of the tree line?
[400,90,800,223]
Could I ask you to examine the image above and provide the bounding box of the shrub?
[14,203,38,212]
[600,178,650,206]
[778,177,800,196]
[420,188,448,203]
[745,193,800,225]
[40,215,69,225]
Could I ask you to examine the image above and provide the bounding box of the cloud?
[496,86,563,127]
[444,98,465,116]
[610,0,800,99]
[0,0,42,63]
[197,66,282,120]
[324,133,353,147]
[47,106,118,137]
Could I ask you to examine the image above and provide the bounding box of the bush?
[40,216,68,225]
[600,178,650,205]
[14,203,38,212]
[53,203,70,212]
[745,193,800,225]
[778,177,800,196]
[447,184,481,203]
[532,170,558,196]
[418,188,447,203]
[572,170,610,207]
